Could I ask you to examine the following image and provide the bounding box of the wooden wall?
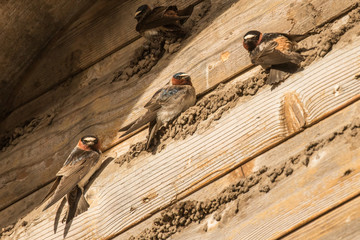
[1,0,359,239]
[0,0,95,120]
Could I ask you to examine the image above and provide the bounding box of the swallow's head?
[243,30,262,52]
[135,5,151,21]
[79,135,100,151]
[172,72,192,86]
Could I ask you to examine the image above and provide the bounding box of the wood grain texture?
[1,0,357,217]
[180,92,360,202]
[168,93,360,240]
[282,195,360,240]
[170,107,360,240]
[283,92,307,134]
[117,97,360,240]
[8,38,360,240]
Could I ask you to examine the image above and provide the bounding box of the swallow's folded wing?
[43,149,100,211]
[251,39,303,66]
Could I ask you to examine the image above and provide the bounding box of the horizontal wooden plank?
[169,110,360,240]
[9,36,360,239]
[1,0,357,217]
[283,195,360,240]
[117,95,360,240]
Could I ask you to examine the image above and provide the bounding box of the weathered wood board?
[0,0,357,222]
[117,94,360,240]
[283,196,360,240]
[169,109,360,240]
[8,39,360,239]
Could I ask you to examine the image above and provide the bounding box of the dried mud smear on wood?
[116,6,360,165]
[0,111,55,152]
[127,117,360,240]
[299,5,360,66]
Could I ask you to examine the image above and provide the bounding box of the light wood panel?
[169,110,360,240]
[1,0,357,217]
[9,37,360,240]
[167,94,360,240]
[283,195,360,240]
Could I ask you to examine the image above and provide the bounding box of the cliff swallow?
[42,136,101,224]
[119,72,196,149]
[135,0,205,44]
[243,30,307,85]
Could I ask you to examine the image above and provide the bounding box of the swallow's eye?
[183,76,191,81]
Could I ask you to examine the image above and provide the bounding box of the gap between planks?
[278,191,360,239]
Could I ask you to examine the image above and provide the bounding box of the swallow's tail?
[62,188,79,238]
[268,62,301,85]
[268,68,290,85]
[54,197,66,233]
[118,121,134,132]
[178,0,206,24]
[61,186,88,224]
[76,192,90,216]
[42,177,61,209]
[119,111,157,138]
[284,33,310,43]
[146,120,162,149]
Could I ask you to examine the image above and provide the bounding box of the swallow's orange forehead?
[172,77,192,86]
